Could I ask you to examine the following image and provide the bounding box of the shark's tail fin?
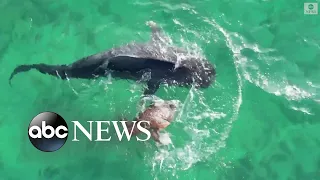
[9,63,68,86]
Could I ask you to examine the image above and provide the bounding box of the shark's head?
[193,59,216,89]
[172,58,216,89]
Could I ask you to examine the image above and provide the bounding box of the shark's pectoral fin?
[144,81,160,95]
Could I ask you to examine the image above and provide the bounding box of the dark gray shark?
[9,21,216,95]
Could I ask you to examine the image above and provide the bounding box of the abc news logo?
[28,112,151,152]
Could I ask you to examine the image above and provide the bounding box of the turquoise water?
[1,0,320,179]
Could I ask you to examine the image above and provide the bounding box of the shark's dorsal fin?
[146,21,170,44]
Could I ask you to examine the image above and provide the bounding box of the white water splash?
[158,132,173,145]
[291,106,313,115]
[144,16,244,175]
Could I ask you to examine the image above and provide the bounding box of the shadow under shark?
[9,21,216,95]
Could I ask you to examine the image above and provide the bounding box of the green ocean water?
[1,0,320,179]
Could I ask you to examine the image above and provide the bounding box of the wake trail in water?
[203,17,316,103]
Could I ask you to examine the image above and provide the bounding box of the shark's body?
[9,22,216,95]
